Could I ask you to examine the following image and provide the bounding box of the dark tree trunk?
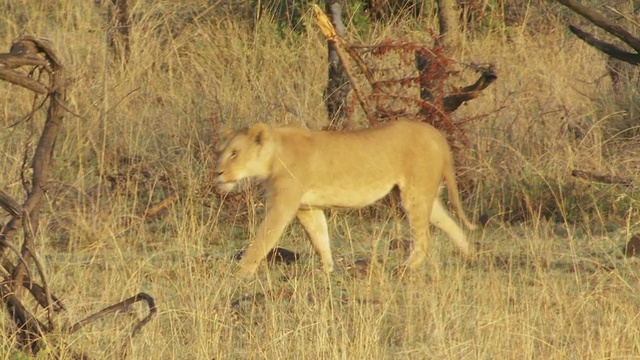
[323,1,351,126]
[416,0,462,113]
[109,0,131,63]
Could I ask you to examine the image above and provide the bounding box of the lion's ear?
[217,126,234,142]
[214,125,236,146]
[248,123,270,145]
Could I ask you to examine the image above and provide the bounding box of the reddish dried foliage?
[363,36,464,139]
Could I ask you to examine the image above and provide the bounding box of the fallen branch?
[143,193,179,220]
[0,36,67,353]
[0,283,47,353]
[67,292,158,358]
[571,169,633,186]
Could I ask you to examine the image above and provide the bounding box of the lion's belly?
[299,182,394,209]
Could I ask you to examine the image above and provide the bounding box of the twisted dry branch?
[0,35,66,353]
[0,35,156,357]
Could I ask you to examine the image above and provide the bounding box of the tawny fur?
[214,120,477,278]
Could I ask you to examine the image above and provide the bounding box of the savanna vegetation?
[0,0,639,358]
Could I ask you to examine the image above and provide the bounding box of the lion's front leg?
[297,208,334,274]
[237,187,301,278]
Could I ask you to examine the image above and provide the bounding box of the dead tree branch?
[571,169,633,186]
[0,49,49,94]
[558,0,640,65]
[313,4,495,135]
[0,189,21,217]
[442,66,498,113]
[0,283,48,353]
[558,0,640,51]
[568,25,640,64]
[67,292,158,358]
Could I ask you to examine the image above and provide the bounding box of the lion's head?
[213,123,274,192]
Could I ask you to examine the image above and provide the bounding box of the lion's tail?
[442,162,479,231]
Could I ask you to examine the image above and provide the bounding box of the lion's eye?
[230,150,238,159]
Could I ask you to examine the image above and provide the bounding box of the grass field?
[0,1,639,359]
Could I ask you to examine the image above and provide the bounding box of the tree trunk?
[415,0,461,112]
[436,0,461,51]
[323,1,351,127]
[109,0,131,63]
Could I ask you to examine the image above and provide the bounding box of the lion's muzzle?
[213,170,237,192]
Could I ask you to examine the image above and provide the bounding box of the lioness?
[214,120,477,278]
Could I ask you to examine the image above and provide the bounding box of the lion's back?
[272,120,449,189]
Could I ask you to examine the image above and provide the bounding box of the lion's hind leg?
[398,188,434,270]
[431,198,471,256]
[297,208,334,274]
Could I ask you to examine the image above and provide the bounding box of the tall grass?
[0,1,639,359]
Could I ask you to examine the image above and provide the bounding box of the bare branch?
[143,193,179,220]
[1,257,64,312]
[571,169,633,186]
[0,68,48,94]
[0,54,48,68]
[0,189,21,217]
[442,66,498,113]
[14,210,55,328]
[67,292,158,357]
[568,25,640,64]
[68,292,156,333]
[557,0,640,52]
[0,36,153,357]
[14,36,62,68]
[0,36,66,354]
[0,283,47,353]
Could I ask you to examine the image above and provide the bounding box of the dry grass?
[0,1,639,359]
